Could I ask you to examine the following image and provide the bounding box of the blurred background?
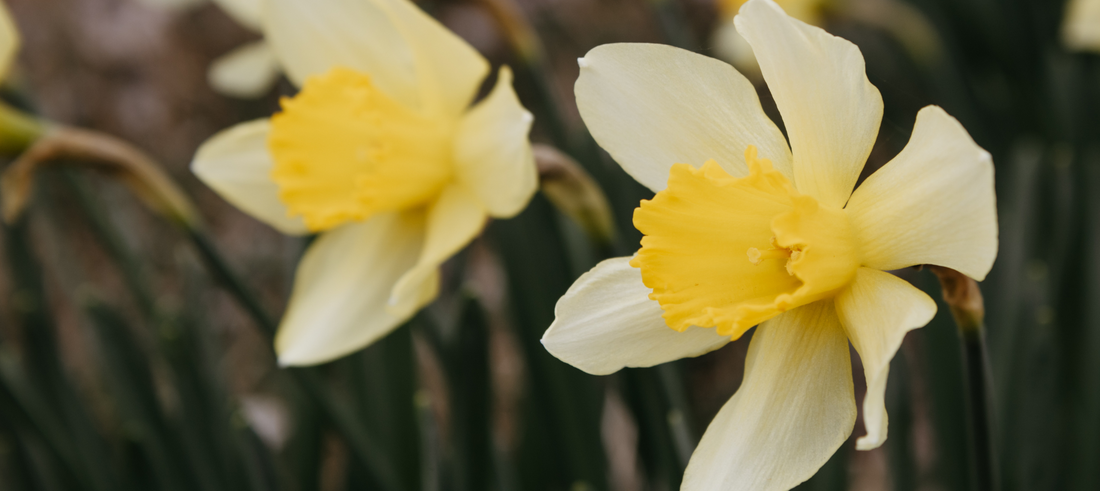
[0,0,1097,490]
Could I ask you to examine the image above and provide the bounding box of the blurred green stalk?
[15,151,401,490]
[186,228,404,491]
[931,266,999,491]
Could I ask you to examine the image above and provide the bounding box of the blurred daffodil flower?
[0,1,41,156]
[1063,0,1100,52]
[137,0,280,97]
[542,0,997,488]
[0,1,18,82]
[191,0,537,366]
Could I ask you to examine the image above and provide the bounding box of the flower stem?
[930,266,999,491]
[184,227,403,491]
[0,119,402,491]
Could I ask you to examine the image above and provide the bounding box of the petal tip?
[855,435,884,451]
[578,57,590,68]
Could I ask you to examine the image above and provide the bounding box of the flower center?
[630,146,860,339]
[268,67,454,232]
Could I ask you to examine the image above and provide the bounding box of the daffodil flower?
[191,0,537,366]
[0,0,18,81]
[542,0,997,489]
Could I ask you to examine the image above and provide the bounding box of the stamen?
[746,246,789,265]
[747,247,762,264]
[785,249,802,276]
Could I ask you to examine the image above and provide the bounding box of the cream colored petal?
[845,105,997,280]
[1063,0,1100,52]
[541,257,730,376]
[0,1,20,80]
[574,43,792,192]
[208,41,281,99]
[380,0,490,117]
[263,0,487,116]
[276,212,425,366]
[735,0,883,208]
[263,0,415,105]
[681,301,856,491]
[834,268,936,451]
[453,67,536,218]
[389,184,486,318]
[191,119,308,235]
[211,0,262,30]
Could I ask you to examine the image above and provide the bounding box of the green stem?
[961,325,998,491]
[930,266,999,491]
[59,171,157,318]
[183,228,402,491]
[184,229,278,337]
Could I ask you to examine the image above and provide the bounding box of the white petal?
[211,0,262,30]
[736,0,883,208]
[682,301,856,491]
[276,212,425,366]
[263,0,487,116]
[834,268,936,451]
[574,43,792,192]
[845,105,998,280]
[191,119,308,235]
[0,1,19,80]
[453,67,536,218]
[389,184,486,318]
[541,257,730,376]
[380,0,490,117]
[208,41,281,98]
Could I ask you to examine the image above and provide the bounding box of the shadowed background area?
[0,0,1097,490]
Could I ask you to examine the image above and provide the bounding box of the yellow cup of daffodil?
[192,0,537,366]
[542,0,997,489]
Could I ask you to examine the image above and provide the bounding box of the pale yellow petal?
[541,257,730,375]
[681,301,856,491]
[389,184,486,318]
[276,212,425,366]
[845,105,997,280]
[263,0,487,116]
[190,119,308,235]
[735,0,883,207]
[1063,0,1100,52]
[574,43,792,192]
[211,0,262,30]
[0,1,19,80]
[834,268,936,451]
[453,67,536,218]
[263,0,416,105]
[380,0,490,117]
[208,41,281,98]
